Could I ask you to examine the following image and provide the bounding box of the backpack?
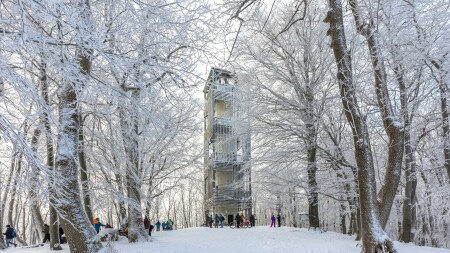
[11,230,16,238]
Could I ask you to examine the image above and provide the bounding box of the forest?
[0,0,449,253]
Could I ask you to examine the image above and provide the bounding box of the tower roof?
[204,67,235,94]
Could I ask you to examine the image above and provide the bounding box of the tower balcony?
[213,84,235,101]
[211,153,244,168]
[213,185,251,207]
[213,185,239,205]
[213,117,232,128]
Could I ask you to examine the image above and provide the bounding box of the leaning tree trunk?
[324,1,396,252]
[39,56,62,250]
[53,73,102,253]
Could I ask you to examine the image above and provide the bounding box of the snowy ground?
[6,226,450,253]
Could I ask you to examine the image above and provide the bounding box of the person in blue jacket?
[155,220,161,231]
[93,217,105,234]
[3,225,17,247]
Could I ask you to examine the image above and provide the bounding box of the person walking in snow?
[219,214,225,228]
[144,216,150,230]
[277,214,282,227]
[167,219,174,230]
[250,214,256,227]
[214,214,219,228]
[42,224,50,243]
[156,220,161,231]
[144,216,153,235]
[208,215,213,228]
[93,217,105,234]
[59,225,65,244]
[235,213,241,228]
[3,225,17,248]
[270,214,276,227]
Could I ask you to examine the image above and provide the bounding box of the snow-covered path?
[7,226,450,253]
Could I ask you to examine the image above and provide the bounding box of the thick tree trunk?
[52,2,102,249]
[119,90,147,242]
[54,76,101,252]
[324,1,396,252]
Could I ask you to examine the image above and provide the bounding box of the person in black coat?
[277,214,282,227]
[59,225,65,244]
[42,224,50,243]
[208,215,213,228]
[235,213,241,228]
[249,214,256,227]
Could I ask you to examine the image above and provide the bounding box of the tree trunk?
[52,2,102,250]
[39,56,62,250]
[119,90,147,242]
[430,59,450,182]
[79,94,93,224]
[306,144,319,229]
[53,73,102,252]
[324,1,396,251]
[0,151,17,249]
[29,127,45,242]
[347,0,404,229]
[8,155,27,246]
[340,200,347,234]
[394,60,418,243]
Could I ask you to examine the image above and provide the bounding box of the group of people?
[270,214,282,227]
[95,216,175,237]
[3,223,66,248]
[155,219,174,231]
[207,214,225,228]
[41,224,66,244]
[207,213,256,228]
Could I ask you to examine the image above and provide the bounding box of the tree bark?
[39,57,62,250]
[53,71,101,253]
[52,1,102,251]
[8,154,27,246]
[324,1,396,251]
[394,58,418,243]
[0,151,17,249]
[119,90,147,242]
[29,128,45,242]
[347,0,404,229]
[430,59,450,182]
[79,72,94,225]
